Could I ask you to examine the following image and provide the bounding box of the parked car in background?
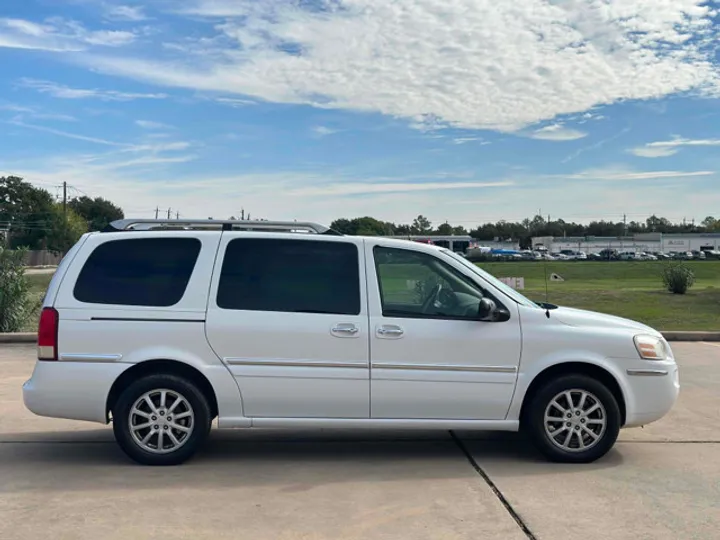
[618,252,636,261]
[636,252,657,261]
[691,250,706,260]
[702,249,720,260]
[598,249,618,260]
[23,218,680,466]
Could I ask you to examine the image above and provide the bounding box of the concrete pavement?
[0,343,718,539]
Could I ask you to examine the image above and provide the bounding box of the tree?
[68,196,124,232]
[411,215,432,234]
[436,222,453,235]
[0,247,36,332]
[0,176,56,249]
[702,216,717,230]
[330,217,394,236]
[46,205,88,252]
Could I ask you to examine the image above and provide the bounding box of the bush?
[661,263,696,294]
[0,248,36,332]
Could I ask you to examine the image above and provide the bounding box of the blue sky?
[1,0,719,227]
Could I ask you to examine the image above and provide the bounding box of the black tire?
[112,374,212,466]
[526,374,621,464]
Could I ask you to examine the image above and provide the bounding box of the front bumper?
[23,360,130,424]
[622,360,679,427]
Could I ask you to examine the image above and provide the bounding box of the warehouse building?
[531,233,720,254]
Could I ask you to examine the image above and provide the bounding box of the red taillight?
[37,307,59,361]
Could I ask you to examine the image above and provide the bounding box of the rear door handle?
[331,324,359,337]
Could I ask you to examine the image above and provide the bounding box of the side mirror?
[477,297,511,322]
[477,298,496,320]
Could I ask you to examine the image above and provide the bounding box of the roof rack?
[104,219,341,235]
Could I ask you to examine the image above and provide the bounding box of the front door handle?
[331,324,359,337]
[377,325,404,337]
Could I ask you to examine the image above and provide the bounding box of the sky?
[1,0,720,227]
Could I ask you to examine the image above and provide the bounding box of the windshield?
[439,249,539,308]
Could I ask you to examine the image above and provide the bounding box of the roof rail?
[104,219,341,235]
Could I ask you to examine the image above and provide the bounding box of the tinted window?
[374,246,489,319]
[74,238,201,306]
[217,239,360,315]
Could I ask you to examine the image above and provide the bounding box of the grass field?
[19,261,720,331]
[478,261,720,331]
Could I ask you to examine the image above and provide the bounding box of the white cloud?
[19,79,167,101]
[290,181,513,197]
[647,137,720,148]
[9,118,192,155]
[529,124,588,141]
[628,146,678,158]
[0,17,135,51]
[312,126,338,136]
[568,168,713,181]
[135,120,171,130]
[84,0,720,131]
[215,97,257,107]
[8,119,128,147]
[452,137,489,145]
[104,5,147,22]
[0,103,34,113]
[5,157,716,226]
[629,137,720,157]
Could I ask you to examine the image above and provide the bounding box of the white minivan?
[23,219,679,466]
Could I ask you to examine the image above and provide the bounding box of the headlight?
[634,335,668,360]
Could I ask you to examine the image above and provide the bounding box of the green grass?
[17,261,720,331]
[478,261,720,331]
[20,274,53,332]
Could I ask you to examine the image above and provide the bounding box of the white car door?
[366,241,522,420]
[205,234,370,419]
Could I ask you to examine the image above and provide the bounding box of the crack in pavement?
[450,430,538,540]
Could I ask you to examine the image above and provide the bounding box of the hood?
[551,306,661,336]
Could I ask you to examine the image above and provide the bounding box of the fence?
[21,250,64,267]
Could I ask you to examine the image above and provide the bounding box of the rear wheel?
[113,374,211,466]
[526,374,620,463]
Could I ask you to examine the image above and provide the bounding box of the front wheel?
[526,374,621,463]
[113,374,212,466]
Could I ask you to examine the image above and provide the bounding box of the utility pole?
[176,211,180,220]
[623,214,627,237]
[155,207,159,219]
[241,208,245,220]
[62,182,67,220]
[167,208,172,219]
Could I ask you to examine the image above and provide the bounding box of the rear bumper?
[623,361,679,427]
[23,360,130,424]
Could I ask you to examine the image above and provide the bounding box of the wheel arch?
[519,362,627,428]
[106,359,219,422]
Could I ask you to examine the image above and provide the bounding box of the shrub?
[661,263,696,295]
[0,248,35,332]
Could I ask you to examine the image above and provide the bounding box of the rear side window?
[74,238,201,306]
[217,239,360,315]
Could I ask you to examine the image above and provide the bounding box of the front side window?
[74,238,201,306]
[217,239,361,315]
[374,246,488,319]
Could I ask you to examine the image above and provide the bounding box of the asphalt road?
[1,343,718,540]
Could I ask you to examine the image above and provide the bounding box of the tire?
[526,374,621,463]
[112,374,212,466]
